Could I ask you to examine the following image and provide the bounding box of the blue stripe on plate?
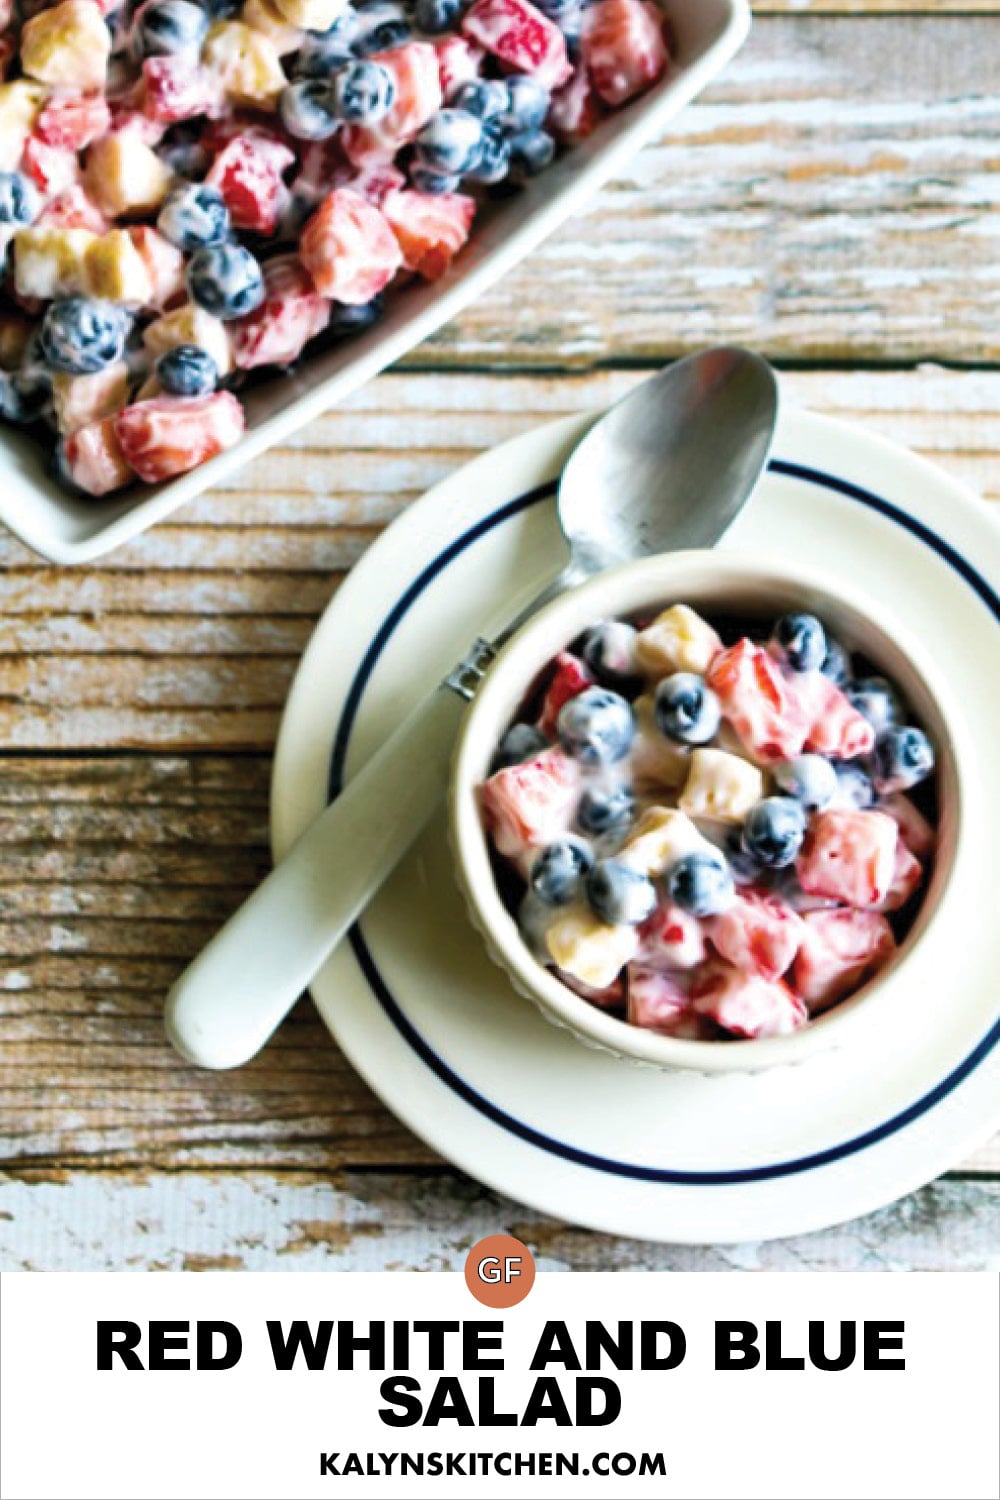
[327,460,1000,1186]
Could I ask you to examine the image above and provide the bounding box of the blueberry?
[40,298,129,375]
[517,890,553,961]
[0,367,50,424]
[741,796,806,868]
[464,121,510,184]
[136,0,207,55]
[586,859,657,925]
[292,29,355,78]
[846,676,901,737]
[200,0,241,15]
[324,295,384,339]
[413,0,463,32]
[580,620,638,683]
[531,838,593,906]
[667,852,735,918]
[409,165,462,194]
[557,686,635,765]
[331,59,396,124]
[492,722,548,770]
[322,4,361,48]
[414,108,483,175]
[353,1,411,54]
[577,783,636,837]
[157,182,230,250]
[498,75,550,133]
[155,344,218,397]
[873,726,935,793]
[156,134,210,179]
[772,612,827,673]
[654,672,722,746]
[450,79,508,120]
[532,0,581,23]
[832,761,875,810]
[724,829,765,887]
[820,636,851,686]
[508,129,556,177]
[187,243,265,320]
[774,754,838,811]
[279,78,340,139]
[0,170,40,227]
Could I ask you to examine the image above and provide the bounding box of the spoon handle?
[165,679,473,1070]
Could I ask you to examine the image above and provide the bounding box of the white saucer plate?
[272,406,1000,1243]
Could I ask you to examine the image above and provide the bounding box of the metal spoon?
[166,347,779,1069]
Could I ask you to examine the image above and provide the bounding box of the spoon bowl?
[557,348,779,574]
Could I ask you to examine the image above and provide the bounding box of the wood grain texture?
[757,3,1000,10]
[407,15,1000,367]
[1,754,997,1176]
[1,2,998,1267]
[0,1171,996,1272]
[0,366,996,749]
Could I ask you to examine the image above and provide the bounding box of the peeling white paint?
[0,1173,996,1273]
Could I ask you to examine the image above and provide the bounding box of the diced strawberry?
[376,41,446,134]
[127,225,186,309]
[300,188,403,304]
[35,92,111,151]
[692,962,807,1039]
[435,35,484,99]
[706,638,810,763]
[481,746,581,859]
[231,254,331,370]
[382,187,475,280]
[206,134,295,236]
[548,65,606,143]
[115,391,245,483]
[350,161,407,209]
[21,136,79,196]
[638,901,707,970]
[801,673,876,760]
[627,966,700,1035]
[200,112,293,158]
[881,793,935,859]
[293,136,350,210]
[37,185,108,233]
[340,125,397,170]
[559,970,625,1009]
[61,415,134,496]
[796,808,898,909]
[793,907,896,1012]
[462,0,572,89]
[141,57,223,125]
[107,102,167,146]
[707,889,805,983]
[535,651,595,738]
[873,841,924,913]
[298,143,406,213]
[582,0,668,107]
[342,43,444,164]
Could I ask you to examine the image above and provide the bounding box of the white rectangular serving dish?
[0,0,748,564]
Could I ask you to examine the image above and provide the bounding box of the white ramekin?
[449,550,967,1074]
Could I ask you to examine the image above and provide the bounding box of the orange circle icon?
[464,1234,536,1308]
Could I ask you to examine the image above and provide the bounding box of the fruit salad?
[0,0,669,496]
[479,604,938,1041]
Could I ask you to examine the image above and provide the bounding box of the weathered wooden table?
[2,0,998,1272]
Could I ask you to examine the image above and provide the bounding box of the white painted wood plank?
[0,1172,996,1271]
